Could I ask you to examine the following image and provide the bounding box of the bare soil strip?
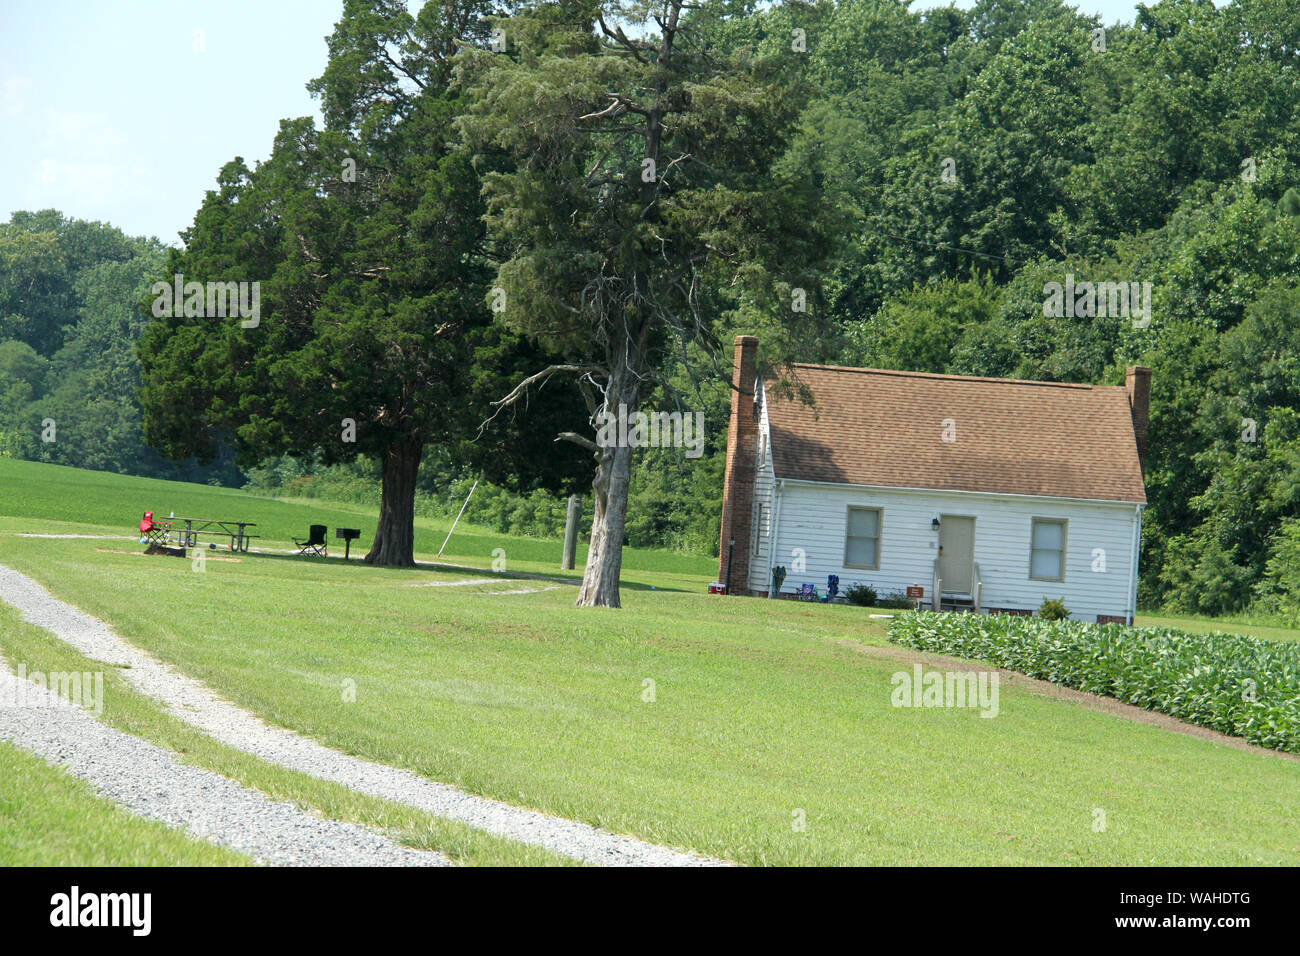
[408,578,503,587]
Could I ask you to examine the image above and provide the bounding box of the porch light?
[931,517,941,531]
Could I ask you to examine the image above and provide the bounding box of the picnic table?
[161,516,258,552]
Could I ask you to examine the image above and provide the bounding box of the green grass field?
[2,457,1300,865]
[1134,612,1300,644]
[0,458,711,590]
[0,598,578,867]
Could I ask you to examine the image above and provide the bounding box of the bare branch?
[597,15,654,65]
[490,363,606,410]
[556,431,599,453]
[577,376,600,415]
[382,48,427,91]
[579,93,650,121]
[475,363,608,439]
[578,99,627,122]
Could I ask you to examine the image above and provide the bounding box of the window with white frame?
[844,507,881,569]
[1030,518,1067,581]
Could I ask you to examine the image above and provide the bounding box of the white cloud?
[2,74,33,117]
[30,109,131,194]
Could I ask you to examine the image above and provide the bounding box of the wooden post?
[562,495,581,570]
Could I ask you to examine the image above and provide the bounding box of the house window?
[751,503,766,556]
[844,507,881,569]
[1030,518,1067,581]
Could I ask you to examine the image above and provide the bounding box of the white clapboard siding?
[746,397,777,593]
[768,478,1139,620]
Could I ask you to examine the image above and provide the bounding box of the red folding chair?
[139,511,171,546]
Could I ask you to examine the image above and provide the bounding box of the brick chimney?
[1126,365,1151,473]
[718,336,759,593]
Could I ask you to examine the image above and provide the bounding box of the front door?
[938,515,975,593]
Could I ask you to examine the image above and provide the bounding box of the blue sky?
[1,0,1155,244]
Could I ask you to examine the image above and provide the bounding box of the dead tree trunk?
[577,441,636,607]
[576,361,641,607]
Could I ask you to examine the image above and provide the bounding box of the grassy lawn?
[3,461,1300,864]
[0,738,249,866]
[0,599,577,867]
[0,457,712,591]
[1136,612,1300,644]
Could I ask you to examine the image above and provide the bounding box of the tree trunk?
[576,368,640,608]
[577,441,635,607]
[365,439,422,567]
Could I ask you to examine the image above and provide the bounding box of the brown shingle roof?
[766,364,1146,503]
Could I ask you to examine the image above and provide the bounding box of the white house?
[716,336,1150,623]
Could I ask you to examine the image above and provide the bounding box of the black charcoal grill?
[335,527,362,560]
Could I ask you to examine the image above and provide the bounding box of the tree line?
[3,0,1299,617]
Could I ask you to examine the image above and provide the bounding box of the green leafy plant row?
[888,612,1300,753]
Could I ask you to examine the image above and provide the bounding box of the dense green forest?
[4,0,1300,616]
[0,211,242,483]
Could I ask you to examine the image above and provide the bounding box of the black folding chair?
[293,524,328,557]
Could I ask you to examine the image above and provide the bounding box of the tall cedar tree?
[139,0,587,565]
[460,0,833,606]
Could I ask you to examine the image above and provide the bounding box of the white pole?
[1127,504,1142,625]
[437,480,478,557]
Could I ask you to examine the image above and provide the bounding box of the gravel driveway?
[0,658,449,866]
[0,563,728,867]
